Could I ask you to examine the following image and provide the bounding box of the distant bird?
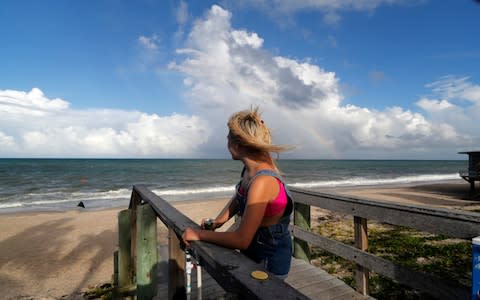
[77,201,85,208]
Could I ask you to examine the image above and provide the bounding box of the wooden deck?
[155,245,373,300]
[120,185,477,299]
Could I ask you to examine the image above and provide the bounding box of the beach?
[1,181,478,299]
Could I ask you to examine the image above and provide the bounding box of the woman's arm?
[210,194,238,229]
[183,175,278,249]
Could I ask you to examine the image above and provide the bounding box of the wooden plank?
[293,226,469,299]
[129,189,141,285]
[354,216,369,295]
[329,286,366,300]
[288,274,338,290]
[285,258,369,299]
[298,279,347,298]
[157,256,366,300]
[136,204,158,300]
[286,269,328,286]
[118,209,132,289]
[287,266,321,280]
[294,202,311,261]
[133,185,310,300]
[168,227,185,299]
[291,188,480,239]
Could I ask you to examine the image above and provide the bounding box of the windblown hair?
[227,107,291,154]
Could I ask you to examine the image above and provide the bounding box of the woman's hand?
[201,218,218,230]
[182,227,200,247]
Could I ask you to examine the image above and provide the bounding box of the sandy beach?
[1,181,478,299]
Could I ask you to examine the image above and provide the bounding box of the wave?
[153,186,235,196]
[0,173,462,210]
[289,173,460,189]
[0,189,132,209]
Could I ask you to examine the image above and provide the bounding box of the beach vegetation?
[310,216,471,299]
[83,282,113,300]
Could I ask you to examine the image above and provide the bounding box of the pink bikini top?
[237,178,288,217]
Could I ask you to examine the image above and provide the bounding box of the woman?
[182,107,293,278]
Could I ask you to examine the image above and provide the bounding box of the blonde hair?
[227,107,291,155]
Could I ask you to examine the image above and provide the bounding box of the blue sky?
[1,0,479,159]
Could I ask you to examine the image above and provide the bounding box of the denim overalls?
[235,169,293,278]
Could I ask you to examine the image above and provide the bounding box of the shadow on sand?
[0,216,115,298]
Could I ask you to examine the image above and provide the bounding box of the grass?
[83,282,113,300]
[310,216,471,299]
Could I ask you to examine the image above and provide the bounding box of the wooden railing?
[289,187,480,299]
[113,185,309,299]
[113,184,480,299]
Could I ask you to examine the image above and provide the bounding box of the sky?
[1,0,479,159]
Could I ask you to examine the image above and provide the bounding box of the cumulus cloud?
[3,5,477,159]
[0,88,69,116]
[416,98,453,111]
[0,88,210,157]
[170,5,339,111]
[170,5,477,158]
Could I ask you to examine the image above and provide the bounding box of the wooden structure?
[459,151,480,194]
[113,185,480,299]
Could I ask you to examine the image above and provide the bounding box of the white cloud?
[174,1,189,42]
[0,88,69,116]
[416,98,453,111]
[0,131,16,150]
[425,76,480,105]
[231,30,263,49]
[239,0,419,24]
[138,34,160,50]
[323,11,341,25]
[169,5,477,158]
[176,0,189,25]
[415,76,480,140]
[3,5,478,159]
[0,88,210,157]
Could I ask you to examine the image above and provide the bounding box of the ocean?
[0,158,467,213]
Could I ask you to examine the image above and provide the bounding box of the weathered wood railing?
[114,184,310,299]
[289,187,480,299]
[113,184,480,299]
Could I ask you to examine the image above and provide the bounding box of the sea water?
[0,158,467,213]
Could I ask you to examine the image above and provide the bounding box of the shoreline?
[0,178,473,216]
[1,181,478,299]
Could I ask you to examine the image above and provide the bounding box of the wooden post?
[168,227,186,299]
[472,237,480,299]
[130,196,139,288]
[136,204,158,300]
[118,209,133,289]
[113,250,119,293]
[354,216,369,295]
[294,202,311,262]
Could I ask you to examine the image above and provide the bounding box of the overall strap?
[246,169,283,189]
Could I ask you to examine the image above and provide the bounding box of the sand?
[0,198,232,299]
[0,181,478,299]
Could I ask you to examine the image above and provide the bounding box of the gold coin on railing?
[251,270,269,280]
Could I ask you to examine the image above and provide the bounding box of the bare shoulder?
[249,175,279,198]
